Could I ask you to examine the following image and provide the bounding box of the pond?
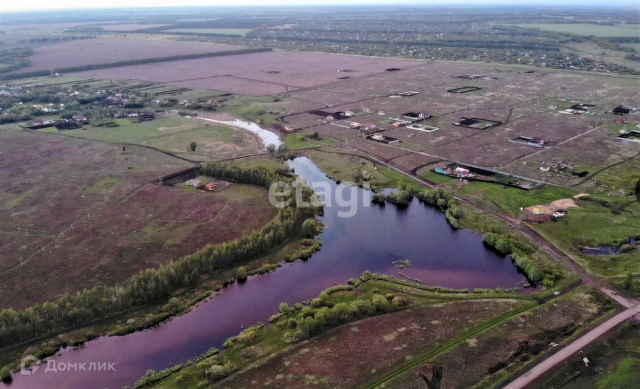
[4,157,525,389]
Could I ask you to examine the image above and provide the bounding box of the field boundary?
[358,301,539,389]
[0,48,273,81]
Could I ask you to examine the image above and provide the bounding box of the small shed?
[185,179,203,188]
[454,167,470,177]
[204,182,217,191]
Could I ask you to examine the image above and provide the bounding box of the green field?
[165,28,251,36]
[47,116,262,160]
[533,197,640,287]
[515,23,640,37]
[458,181,578,216]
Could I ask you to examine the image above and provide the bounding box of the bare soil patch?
[213,299,522,389]
[70,51,418,96]
[525,198,579,215]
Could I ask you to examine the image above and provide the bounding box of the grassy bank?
[136,277,532,389]
[135,279,610,389]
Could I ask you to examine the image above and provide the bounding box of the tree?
[1,366,11,383]
[417,364,443,389]
[189,142,197,152]
[266,144,276,153]
[302,219,320,237]
[624,271,633,290]
[235,267,248,281]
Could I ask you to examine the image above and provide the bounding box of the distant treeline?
[0,47,33,74]
[256,35,561,51]
[151,31,244,38]
[0,48,272,81]
[153,18,272,32]
[0,162,317,349]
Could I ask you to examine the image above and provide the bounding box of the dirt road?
[503,304,640,389]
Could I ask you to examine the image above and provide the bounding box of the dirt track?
[503,304,640,389]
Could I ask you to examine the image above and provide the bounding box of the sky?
[1,0,638,13]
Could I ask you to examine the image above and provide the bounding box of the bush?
[1,366,11,383]
[279,302,291,315]
[207,362,233,382]
[302,219,321,237]
[392,295,408,307]
[269,314,281,323]
[223,337,236,349]
[235,266,248,281]
[372,294,390,312]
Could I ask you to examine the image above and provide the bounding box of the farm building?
[185,179,204,188]
[204,182,217,191]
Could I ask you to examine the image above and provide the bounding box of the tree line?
[0,48,273,81]
[372,187,463,229]
[0,162,318,349]
[483,232,557,285]
[257,35,562,51]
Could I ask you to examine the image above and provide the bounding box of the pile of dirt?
[525,198,579,216]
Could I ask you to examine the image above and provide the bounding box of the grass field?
[458,182,578,216]
[284,131,335,150]
[515,23,640,37]
[52,115,262,161]
[165,28,252,36]
[533,197,640,291]
[304,149,427,190]
[0,130,275,309]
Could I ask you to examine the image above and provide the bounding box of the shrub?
[392,296,408,307]
[302,219,321,237]
[207,362,233,382]
[279,302,290,315]
[235,266,248,281]
[325,285,353,295]
[372,294,390,312]
[269,314,281,323]
[1,366,11,383]
[223,337,236,349]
